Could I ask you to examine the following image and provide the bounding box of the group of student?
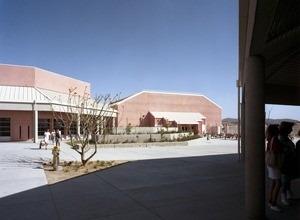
[39,128,61,149]
[266,121,300,212]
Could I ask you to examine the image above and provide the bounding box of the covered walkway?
[239,0,300,218]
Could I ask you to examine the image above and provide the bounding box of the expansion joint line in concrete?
[94,173,164,219]
[47,185,62,220]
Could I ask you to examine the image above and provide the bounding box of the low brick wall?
[113,127,178,134]
[95,132,190,143]
[97,141,188,148]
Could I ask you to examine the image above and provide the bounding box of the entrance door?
[17,125,31,141]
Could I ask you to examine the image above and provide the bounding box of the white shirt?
[44,131,51,143]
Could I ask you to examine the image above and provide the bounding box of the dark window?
[54,119,65,135]
[19,126,21,139]
[69,121,77,135]
[80,122,84,134]
[0,118,11,136]
[38,119,50,136]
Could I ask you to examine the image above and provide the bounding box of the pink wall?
[198,121,203,134]
[0,65,36,87]
[114,92,222,128]
[143,112,153,126]
[0,64,91,95]
[0,64,92,141]
[0,110,33,141]
[0,110,68,141]
[34,67,91,95]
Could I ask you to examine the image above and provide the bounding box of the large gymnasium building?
[112,91,222,135]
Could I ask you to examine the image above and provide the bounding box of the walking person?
[265,124,284,212]
[55,129,61,146]
[279,121,296,206]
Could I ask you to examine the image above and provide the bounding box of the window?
[0,118,11,136]
[69,121,77,135]
[54,119,65,135]
[38,119,50,136]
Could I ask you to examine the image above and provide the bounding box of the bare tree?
[51,87,119,166]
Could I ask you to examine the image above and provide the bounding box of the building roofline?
[0,63,90,85]
[149,111,206,119]
[148,111,206,124]
[113,90,222,109]
[0,85,117,114]
[0,63,33,69]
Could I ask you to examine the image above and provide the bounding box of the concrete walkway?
[0,138,238,198]
[0,139,299,219]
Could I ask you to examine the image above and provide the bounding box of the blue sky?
[0,0,299,120]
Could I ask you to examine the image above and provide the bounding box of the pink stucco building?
[112,91,222,135]
[0,64,221,141]
[0,64,116,142]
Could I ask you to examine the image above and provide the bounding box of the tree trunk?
[81,146,86,166]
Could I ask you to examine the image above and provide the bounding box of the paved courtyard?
[0,138,299,219]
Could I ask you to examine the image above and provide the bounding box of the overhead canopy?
[0,85,117,116]
[239,0,300,218]
[239,0,300,105]
[149,111,206,124]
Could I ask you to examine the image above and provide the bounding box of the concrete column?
[241,97,245,161]
[97,119,100,135]
[112,117,116,129]
[33,101,38,143]
[245,56,265,219]
[100,116,104,135]
[237,80,241,161]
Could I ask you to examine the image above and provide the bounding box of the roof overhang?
[0,86,118,117]
[239,0,300,105]
[149,111,206,124]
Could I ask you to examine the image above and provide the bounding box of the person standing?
[43,129,51,150]
[279,121,296,206]
[51,129,56,145]
[55,129,61,146]
[266,124,284,212]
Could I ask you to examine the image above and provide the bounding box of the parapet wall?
[0,64,91,95]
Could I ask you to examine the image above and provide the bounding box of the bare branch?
[50,87,119,166]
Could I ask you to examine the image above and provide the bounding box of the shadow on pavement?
[0,154,299,219]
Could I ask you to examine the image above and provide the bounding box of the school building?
[0,64,117,142]
[112,91,222,135]
[0,64,222,141]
